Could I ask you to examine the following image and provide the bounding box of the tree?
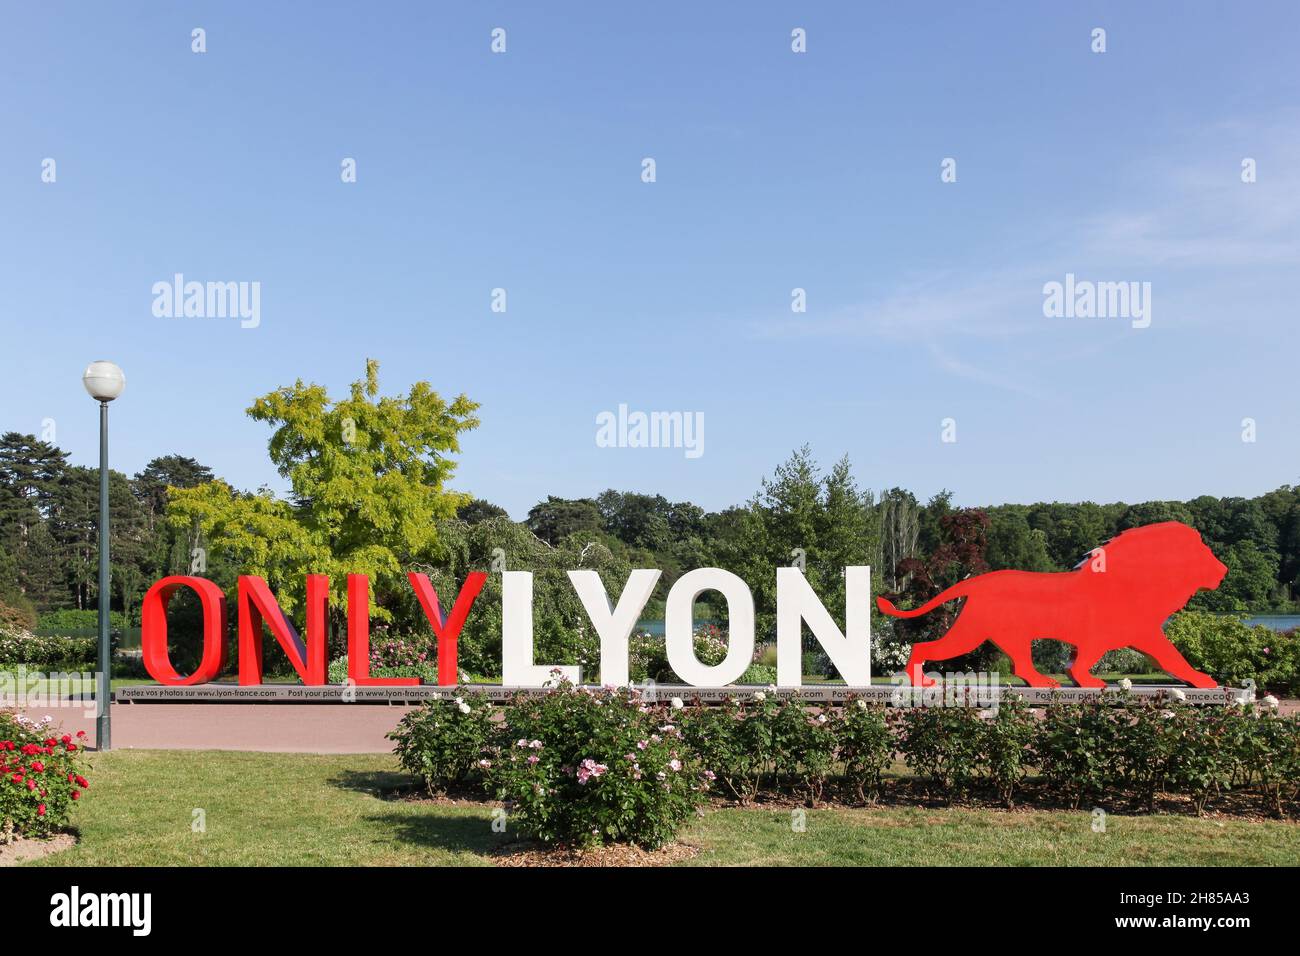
[878,488,920,591]
[457,498,509,524]
[525,496,603,546]
[0,432,68,603]
[986,508,1053,572]
[167,359,480,625]
[133,455,214,523]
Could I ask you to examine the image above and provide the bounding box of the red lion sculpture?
[876,521,1227,688]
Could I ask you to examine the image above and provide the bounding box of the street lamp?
[82,361,125,750]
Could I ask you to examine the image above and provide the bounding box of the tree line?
[1,362,1296,665]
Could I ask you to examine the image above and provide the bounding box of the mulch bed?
[492,840,699,867]
[0,833,76,866]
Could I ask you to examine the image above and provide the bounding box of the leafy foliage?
[487,682,709,848]
[0,713,91,841]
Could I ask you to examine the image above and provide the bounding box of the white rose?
[1262,695,1280,711]
[753,691,766,703]
[670,697,684,710]
[1118,678,1133,691]
[855,699,868,711]
[1169,688,1187,702]
[457,702,471,715]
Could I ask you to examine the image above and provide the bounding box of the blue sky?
[2,2,1297,517]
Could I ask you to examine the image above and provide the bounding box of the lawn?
[28,750,1300,867]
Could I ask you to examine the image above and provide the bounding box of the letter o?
[664,568,754,686]
[140,576,228,684]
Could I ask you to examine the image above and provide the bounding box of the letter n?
[408,572,488,686]
[237,575,329,684]
[140,576,228,685]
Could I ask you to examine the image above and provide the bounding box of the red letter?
[140,576,227,685]
[237,575,329,685]
[408,572,488,686]
[347,574,417,686]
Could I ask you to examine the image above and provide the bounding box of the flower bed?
[0,712,91,842]
[0,629,97,671]
[389,687,1300,850]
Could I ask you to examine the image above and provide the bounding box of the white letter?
[664,568,753,686]
[240,281,261,329]
[776,566,871,688]
[568,569,661,687]
[49,893,70,928]
[502,571,578,686]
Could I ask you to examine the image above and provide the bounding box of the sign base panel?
[115,683,1253,706]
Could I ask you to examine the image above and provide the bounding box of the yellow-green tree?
[166,359,479,622]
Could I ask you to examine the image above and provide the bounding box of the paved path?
[11,703,416,753]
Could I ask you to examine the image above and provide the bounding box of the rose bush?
[391,689,1300,847]
[0,712,90,842]
[487,679,711,848]
[388,692,495,795]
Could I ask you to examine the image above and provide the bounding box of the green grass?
[29,750,1300,867]
[680,806,1300,866]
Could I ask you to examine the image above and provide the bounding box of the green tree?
[526,496,603,546]
[167,359,479,625]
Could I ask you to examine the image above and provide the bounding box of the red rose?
[25,779,35,791]
[37,804,45,816]
[76,731,86,738]
[71,791,80,800]
[61,735,71,745]
[30,761,44,773]
[75,776,89,788]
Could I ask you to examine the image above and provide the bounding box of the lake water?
[1243,614,1300,631]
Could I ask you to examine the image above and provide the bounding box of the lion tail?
[876,582,970,619]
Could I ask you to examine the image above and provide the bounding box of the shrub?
[738,663,778,685]
[769,695,836,801]
[870,619,910,676]
[678,693,767,802]
[0,629,96,670]
[34,609,127,635]
[836,698,894,804]
[1251,709,1300,817]
[1164,704,1234,814]
[0,598,36,633]
[328,631,444,684]
[1114,697,1181,811]
[487,681,709,848]
[897,701,985,799]
[0,712,91,842]
[1032,696,1124,809]
[1096,647,1158,675]
[388,692,496,795]
[1166,611,1300,696]
[980,693,1036,806]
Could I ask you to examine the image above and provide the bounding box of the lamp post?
[82,361,125,751]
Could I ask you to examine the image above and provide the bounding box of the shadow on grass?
[327,769,421,797]
[361,810,509,856]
